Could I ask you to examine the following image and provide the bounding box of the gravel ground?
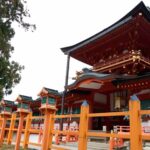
[1,144,33,150]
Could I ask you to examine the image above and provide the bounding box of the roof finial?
[82,100,89,106]
[130,94,139,101]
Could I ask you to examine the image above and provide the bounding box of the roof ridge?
[19,95,33,101]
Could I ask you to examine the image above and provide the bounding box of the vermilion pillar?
[15,94,33,150]
[15,111,28,150]
[0,112,11,146]
[40,105,56,150]
[0,117,7,145]
[23,112,32,148]
[78,100,89,150]
[129,95,142,150]
[7,113,16,144]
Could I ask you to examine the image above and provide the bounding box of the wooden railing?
[0,99,149,150]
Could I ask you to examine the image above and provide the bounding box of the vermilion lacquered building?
[4,2,150,131]
[59,1,150,130]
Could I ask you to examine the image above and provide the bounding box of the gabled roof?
[19,95,33,101]
[16,95,33,103]
[3,100,14,105]
[61,1,150,55]
[44,87,60,95]
[72,72,110,83]
[67,72,150,93]
[1,100,14,106]
[38,87,61,97]
[67,72,133,90]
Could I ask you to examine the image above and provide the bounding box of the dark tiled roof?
[61,1,150,55]
[19,95,33,101]
[44,87,61,96]
[3,100,14,105]
[67,72,136,90]
[67,73,115,89]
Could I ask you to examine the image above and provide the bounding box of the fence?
[0,97,150,150]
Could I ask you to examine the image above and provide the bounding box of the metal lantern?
[16,95,32,113]
[0,100,14,116]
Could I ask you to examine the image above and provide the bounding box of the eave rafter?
[92,50,150,73]
[118,80,150,92]
[73,18,137,65]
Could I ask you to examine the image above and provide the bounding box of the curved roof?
[17,95,33,102]
[61,2,150,55]
[38,87,61,98]
[67,72,150,93]
[1,100,15,106]
[67,72,125,90]
[61,2,150,66]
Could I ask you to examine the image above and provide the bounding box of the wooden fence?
[0,98,150,150]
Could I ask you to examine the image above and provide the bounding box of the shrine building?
[58,1,150,130]
[2,1,150,132]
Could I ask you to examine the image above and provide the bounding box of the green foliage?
[0,0,36,97]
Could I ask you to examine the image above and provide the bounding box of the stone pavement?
[56,142,109,150]
[21,141,150,150]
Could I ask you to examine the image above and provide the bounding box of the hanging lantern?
[114,91,121,110]
[115,96,121,109]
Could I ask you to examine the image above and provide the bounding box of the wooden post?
[78,100,89,150]
[23,112,32,148]
[0,116,2,128]
[109,131,114,150]
[41,109,55,150]
[7,113,16,144]
[0,117,7,146]
[48,112,55,149]
[15,112,26,150]
[129,95,142,150]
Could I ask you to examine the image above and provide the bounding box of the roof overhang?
[38,87,61,98]
[67,72,124,92]
[67,72,150,93]
[79,82,102,89]
[61,2,150,66]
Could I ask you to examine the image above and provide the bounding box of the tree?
[0,0,36,98]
